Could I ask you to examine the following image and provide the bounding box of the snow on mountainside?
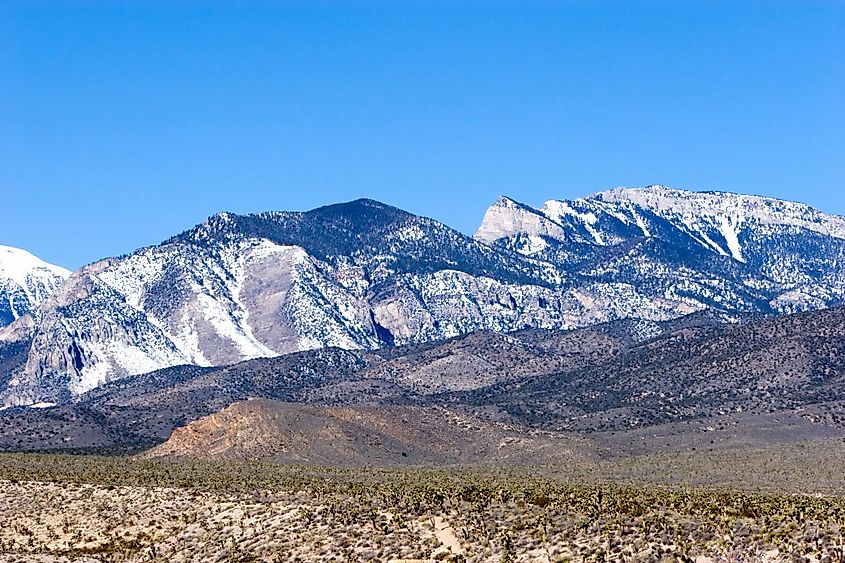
[476,185,845,313]
[0,246,70,326]
[595,186,845,237]
[478,185,845,251]
[591,186,845,260]
[1,200,574,404]
[3,189,845,405]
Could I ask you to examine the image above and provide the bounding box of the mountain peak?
[490,195,526,209]
[168,196,544,287]
[474,196,565,244]
[0,245,70,326]
[588,186,845,239]
[0,245,70,284]
[301,198,413,225]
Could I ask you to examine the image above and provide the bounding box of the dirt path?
[433,515,464,555]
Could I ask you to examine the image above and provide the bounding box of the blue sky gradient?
[2,1,843,268]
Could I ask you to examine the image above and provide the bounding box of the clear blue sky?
[2,1,843,269]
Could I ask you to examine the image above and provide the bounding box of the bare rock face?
[8,272,187,404]
[474,196,566,244]
[4,189,845,405]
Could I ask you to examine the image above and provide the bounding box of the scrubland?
[0,452,844,562]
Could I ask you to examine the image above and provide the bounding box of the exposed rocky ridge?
[4,187,845,404]
[139,398,589,466]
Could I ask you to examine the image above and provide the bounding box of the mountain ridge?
[4,185,845,405]
[1,305,842,460]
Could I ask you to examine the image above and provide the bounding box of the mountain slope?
[1,307,842,460]
[0,314,717,452]
[476,186,845,313]
[0,246,70,326]
[446,306,845,433]
[0,199,688,405]
[4,187,845,404]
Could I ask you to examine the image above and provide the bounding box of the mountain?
[1,307,842,459]
[0,317,680,453]
[476,186,845,313]
[0,198,676,405]
[0,246,70,327]
[3,187,845,405]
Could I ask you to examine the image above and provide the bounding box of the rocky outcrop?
[474,196,567,244]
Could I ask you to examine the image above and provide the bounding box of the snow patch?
[519,235,549,255]
[73,336,188,395]
[28,402,56,409]
[695,229,728,257]
[633,212,651,237]
[542,201,605,244]
[719,216,745,262]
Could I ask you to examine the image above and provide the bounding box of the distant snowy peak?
[0,245,70,292]
[477,186,845,265]
[591,186,845,240]
[0,245,70,325]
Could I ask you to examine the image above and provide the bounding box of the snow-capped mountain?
[0,245,70,326]
[3,188,845,405]
[476,186,845,313]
